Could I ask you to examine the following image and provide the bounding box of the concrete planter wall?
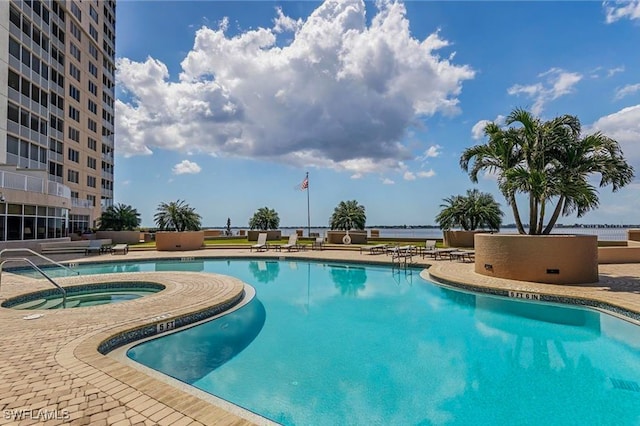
[474,233,598,284]
[326,230,367,244]
[443,230,488,248]
[96,231,141,245]
[247,230,282,241]
[155,231,204,251]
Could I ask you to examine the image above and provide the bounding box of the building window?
[68,106,80,122]
[88,137,97,151]
[87,157,97,169]
[68,127,80,142]
[68,148,79,163]
[70,43,81,62]
[89,24,98,41]
[69,85,80,102]
[88,80,97,96]
[88,62,98,78]
[87,176,96,188]
[90,5,99,23]
[89,43,98,60]
[69,63,81,82]
[70,21,81,41]
[88,100,97,115]
[67,169,79,184]
[88,118,97,133]
[87,195,96,207]
[70,2,82,21]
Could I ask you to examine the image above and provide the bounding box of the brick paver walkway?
[0,248,638,425]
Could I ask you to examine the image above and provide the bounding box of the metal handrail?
[0,248,79,309]
[0,258,67,308]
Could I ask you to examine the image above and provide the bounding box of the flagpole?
[306,171,311,237]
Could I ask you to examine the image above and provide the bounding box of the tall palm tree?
[98,203,141,231]
[249,207,280,230]
[436,189,503,231]
[460,108,633,235]
[330,200,366,230]
[154,200,202,232]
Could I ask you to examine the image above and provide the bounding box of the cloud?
[381,178,395,185]
[416,145,442,161]
[417,169,436,178]
[614,83,640,100]
[607,66,625,77]
[507,68,582,115]
[403,171,416,181]
[604,1,640,23]
[588,104,640,166]
[172,160,202,175]
[471,115,505,140]
[115,0,474,176]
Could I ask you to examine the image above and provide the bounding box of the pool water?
[15,259,640,424]
[8,288,159,309]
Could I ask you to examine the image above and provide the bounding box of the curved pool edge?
[425,262,640,326]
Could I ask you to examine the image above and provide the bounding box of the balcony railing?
[0,170,71,199]
[71,198,95,209]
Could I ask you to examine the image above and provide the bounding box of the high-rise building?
[0,0,115,248]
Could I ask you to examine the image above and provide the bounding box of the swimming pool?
[15,259,640,424]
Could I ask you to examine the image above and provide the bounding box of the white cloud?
[115,0,475,176]
[381,178,395,185]
[507,68,582,115]
[403,171,416,181]
[614,83,640,100]
[471,115,505,140]
[417,169,436,178]
[607,66,625,77]
[588,105,640,166]
[172,160,202,175]
[604,1,640,23]
[424,145,441,158]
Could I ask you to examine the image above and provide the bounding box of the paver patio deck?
[0,247,639,425]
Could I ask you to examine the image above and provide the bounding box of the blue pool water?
[17,259,640,424]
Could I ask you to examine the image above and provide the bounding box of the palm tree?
[154,200,202,232]
[330,200,366,230]
[436,189,503,231]
[98,203,141,231]
[249,207,280,230]
[461,108,633,235]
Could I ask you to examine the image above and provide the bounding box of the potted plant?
[436,189,502,247]
[153,200,204,251]
[248,207,281,241]
[327,200,367,244]
[95,203,142,244]
[460,108,634,283]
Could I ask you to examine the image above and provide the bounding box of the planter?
[326,230,367,244]
[443,230,488,248]
[474,234,598,284]
[155,231,204,251]
[247,230,282,241]
[96,230,141,245]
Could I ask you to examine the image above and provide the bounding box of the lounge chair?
[110,243,129,255]
[312,237,324,251]
[250,233,268,252]
[360,244,386,255]
[421,240,438,258]
[85,240,103,256]
[283,234,300,252]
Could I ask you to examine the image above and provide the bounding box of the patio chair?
[110,243,129,255]
[250,233,268,252]
[312,237,324,251]
[85,240,103,256]
[360,244,387,255]
[283,234,300,252]
[421,240,438,258]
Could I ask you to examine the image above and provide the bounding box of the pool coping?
[1,248,640,425]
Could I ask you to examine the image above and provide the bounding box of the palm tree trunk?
[509,194,526,234]
[543,196,565,235]
[529,196,538,235]
[537,199,546,235]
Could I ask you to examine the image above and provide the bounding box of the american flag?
[301,176,309,190]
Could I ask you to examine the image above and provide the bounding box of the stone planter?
[474,233,598,284]
[247,230,282,241]
[326,230,367,244]
[443,230,488,248]
[155,231,204,251]
[96,230,141,245]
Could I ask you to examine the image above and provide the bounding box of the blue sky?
[114,0,640,228]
